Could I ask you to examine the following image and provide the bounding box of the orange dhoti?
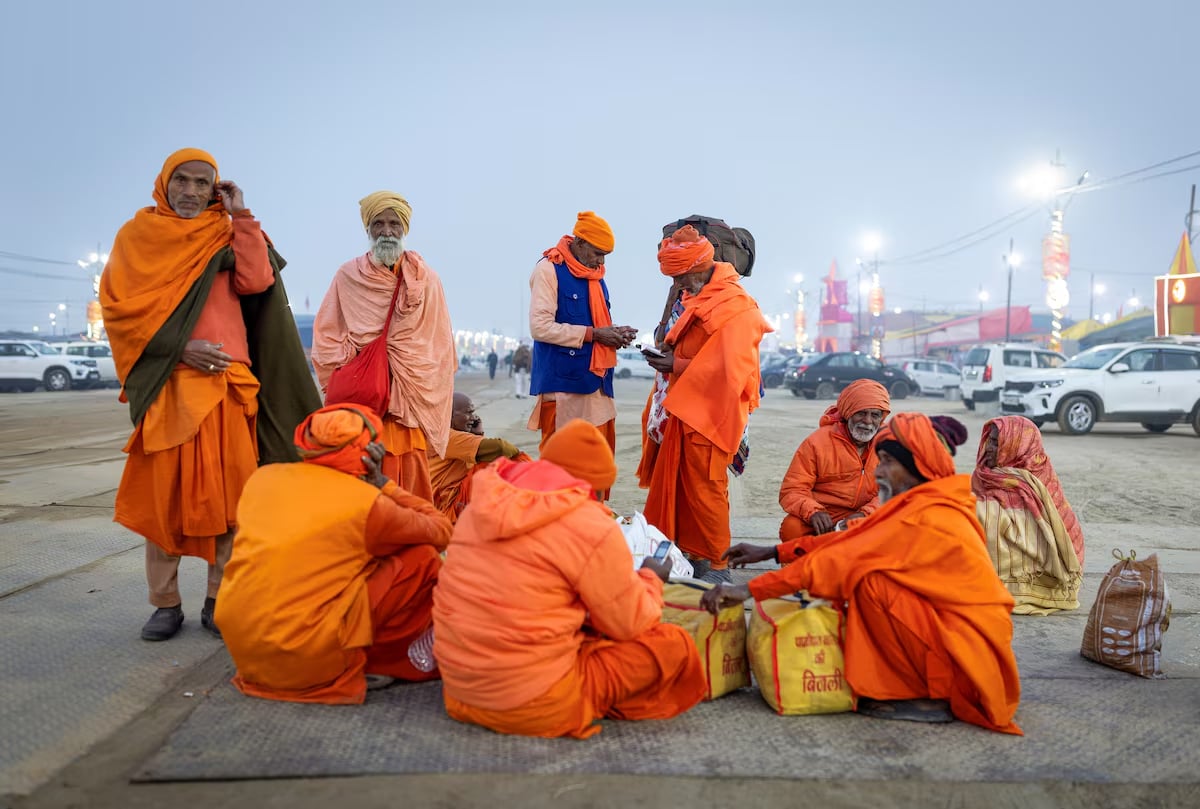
[444,623,705,738]
[851,572,1022,735]
[114,364,259,605]
[381,420,433,501]
[536,399,616,454]
[641,416,734,568]
[231,544,442,704]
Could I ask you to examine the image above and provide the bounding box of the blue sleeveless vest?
[530,263,615,397]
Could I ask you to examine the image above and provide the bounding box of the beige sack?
[1081,549,1171,679]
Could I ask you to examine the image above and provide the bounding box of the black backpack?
[660,215,756,278]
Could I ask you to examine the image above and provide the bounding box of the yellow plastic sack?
[661,580,749,700]
[747,595,854,715]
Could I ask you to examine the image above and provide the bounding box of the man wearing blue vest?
[526,212,637,460]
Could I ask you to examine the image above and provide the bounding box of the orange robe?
[776,419,880,560]
[217,464,452,704]
[106,212,274,564]
[434,459,706,737]
[428,429,484,521]
[748,475,1022,735]
[638,263,770,566]
[311,251,457,496]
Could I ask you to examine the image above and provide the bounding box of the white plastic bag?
[618,511,694,579]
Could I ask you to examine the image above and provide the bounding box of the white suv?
[960,343,1067,410]
[899,358,963,397]
[1001,340,1200,435]
[58,341,118,388]
[0,339,101,392]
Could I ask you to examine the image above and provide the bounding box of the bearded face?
[846,408,885,445]
[370,235,405,267]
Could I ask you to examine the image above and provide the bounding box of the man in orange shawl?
[428,392,529,522]
[526,212,637,456]
[972,415,1084,614]
[434,421,706,738]
[705,413,1022,734]
[637,226,771,584]
[312,191,457,501]
[725,380,890,569]
[217,405,452,704]
[101,148,319,642]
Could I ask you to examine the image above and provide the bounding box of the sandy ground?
[2,370,1197,809]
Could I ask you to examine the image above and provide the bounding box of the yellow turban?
[572,211,614,252]
[359,191,413,233]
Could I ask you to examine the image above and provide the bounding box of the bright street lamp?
[1004,238,1021,342]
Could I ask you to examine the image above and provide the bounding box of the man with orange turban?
[216,405,453,704]
[526,212,638,461]
[433,419,707,738]
[428,392,529,522]
[705,413,1023,735]
[101,148,319,642]
[725,379,891,569]
[312,190,456,501]
[637,226,771,584]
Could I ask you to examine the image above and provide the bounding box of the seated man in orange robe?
[101,148,319,642]
[311,191,456,500]
[433,419,707,738]
[704,413,1023,735]
[217,405,453,704]
[637,226,771,584]
[428,392,528,522]
[725,379,889,569]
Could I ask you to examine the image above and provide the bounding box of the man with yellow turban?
[636,226,771,583]
[312,191,456,501]
[706,413,1023,735]
[526,212,638,462]
[101,148,319,642]
[433,419,706,738]
[725,379,891,568]
[216,405,453,704]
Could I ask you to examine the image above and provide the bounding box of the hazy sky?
[2,0,1197,339]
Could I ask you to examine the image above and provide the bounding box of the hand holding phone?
[637,343,666,357]
[652,540,672,561]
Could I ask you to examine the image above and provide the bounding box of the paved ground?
[1,372,1197,808]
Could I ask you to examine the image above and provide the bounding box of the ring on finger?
[208,363,215,372]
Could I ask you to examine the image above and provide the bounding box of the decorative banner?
[1042,233,1070,281]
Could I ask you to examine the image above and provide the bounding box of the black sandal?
[857,697,954,723]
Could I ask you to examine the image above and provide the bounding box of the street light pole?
[1003,237,1021,343]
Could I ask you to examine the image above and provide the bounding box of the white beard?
[371,236,405,267]
[849,423,879,443]
[876,480,893,504]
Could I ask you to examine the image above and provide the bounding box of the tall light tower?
[790,273,807,349]
[859,232,884,358]
[77,245,109,340]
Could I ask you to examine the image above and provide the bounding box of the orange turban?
[572,211,614,252]
[539,419,618,491]
[821,379,891,424]
[658,225,715,277]
[875,412,960,481]
[154,148,220,212]
[294,405,383,477]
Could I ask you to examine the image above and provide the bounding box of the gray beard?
[849,425,879,443]
[876,480,893,504]
[371,236,404,266]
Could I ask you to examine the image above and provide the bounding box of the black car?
[760,353,807,389]
[785,352,916,400]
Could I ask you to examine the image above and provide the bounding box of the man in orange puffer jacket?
[432,419,706,738]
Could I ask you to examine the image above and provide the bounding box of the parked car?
[1001,339,1200,435]
[959,343,1066,410]
[785,352,917,400]
[899,358,962,397]
[0,339,101,392]
[614,349,658,380]
[761,353,812,389]
[57,341,118,388]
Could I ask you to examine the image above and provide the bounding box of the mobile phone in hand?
[637,343,666,357]
[652,540,672,561]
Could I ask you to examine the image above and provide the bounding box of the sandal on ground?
[856,697,954,723]
[365,674,397,691]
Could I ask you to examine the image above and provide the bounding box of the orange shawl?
[661,263,770,453]
[311,251,457,457]
[876,412,957,481]
[101,148,232,382]
[972,416,1085,565]
[542,235,615,377]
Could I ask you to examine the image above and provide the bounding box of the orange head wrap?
[539,419,618,492]
[294,405,384,477]
[153,148,221,216]
[572,211,614,252]
[875,412,965,481]
[818,379,892,426]
[658,225,716,277]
